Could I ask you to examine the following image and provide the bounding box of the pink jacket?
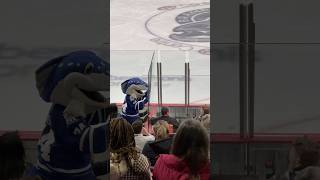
[153,154,210,180]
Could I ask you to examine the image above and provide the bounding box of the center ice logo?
[145,2,210,55]
[169,8,210,43]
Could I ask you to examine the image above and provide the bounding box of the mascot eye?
[84,63,94,74]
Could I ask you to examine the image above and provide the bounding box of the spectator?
[279,136,320,180]
[109,117,152,180]
[197,105,210,132]
[106,103,119,120]
[142,120,172,166]
[132,120,155,151]
[150,107,179,131]
[153,119,210,180]
[153,120,170,140]
[0,131,41,180]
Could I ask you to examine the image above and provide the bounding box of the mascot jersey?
[31,51,109,180]
[122,95,148,124]
[120,78,149,124]
[36,105,107,179]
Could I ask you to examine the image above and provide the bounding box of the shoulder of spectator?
[154,154,166,165]
[144,134,155,140]
[134,153,151,172]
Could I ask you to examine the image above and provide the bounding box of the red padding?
[211,133,320,144]
[0,131,41,141]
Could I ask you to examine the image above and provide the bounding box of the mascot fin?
[121,77,148,94]
[35,55,65,102]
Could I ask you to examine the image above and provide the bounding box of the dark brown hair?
[110,117,138,166]
[0,131,26,180]
[292,137,320,168]
[132,120,143,134]
[171,119,209,178]
[161,107,169,116]
[106,103,119,119]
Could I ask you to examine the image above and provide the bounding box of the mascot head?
[121,77,148,99]
[35,50,109,119]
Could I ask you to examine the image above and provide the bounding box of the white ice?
[110,0,210,105]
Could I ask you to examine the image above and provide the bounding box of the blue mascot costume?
[29,51,110,180]
[120,77,149,124]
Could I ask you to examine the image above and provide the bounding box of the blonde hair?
[153,120,169,140]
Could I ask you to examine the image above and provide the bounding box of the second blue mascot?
[120,77,149,124]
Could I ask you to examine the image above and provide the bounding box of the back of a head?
[110,117,136,151]
[161,107,169,116]
[106,103,119,119]
[171,119,209,177]
[110,118,146,177]
[0,131,25,180]
[132,120,143,134]
[153,120,169,140]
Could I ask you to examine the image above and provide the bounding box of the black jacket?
[142,137,173,166]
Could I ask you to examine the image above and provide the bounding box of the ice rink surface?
[110,0,210,104]
[111,0,209,51]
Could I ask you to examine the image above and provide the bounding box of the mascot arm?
[79,122,108,154]
[49,107,109,152]
[134,96,148,111]
[133,92,149,111]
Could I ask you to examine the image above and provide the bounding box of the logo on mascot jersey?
[145,2,210,55]
[66,117,81,126]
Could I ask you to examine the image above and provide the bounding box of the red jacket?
[153,154,210,180]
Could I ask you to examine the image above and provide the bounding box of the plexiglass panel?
[255,0,320,43]
[111,50,210,105]
[254,45,320,133]
[212,45,239,133]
